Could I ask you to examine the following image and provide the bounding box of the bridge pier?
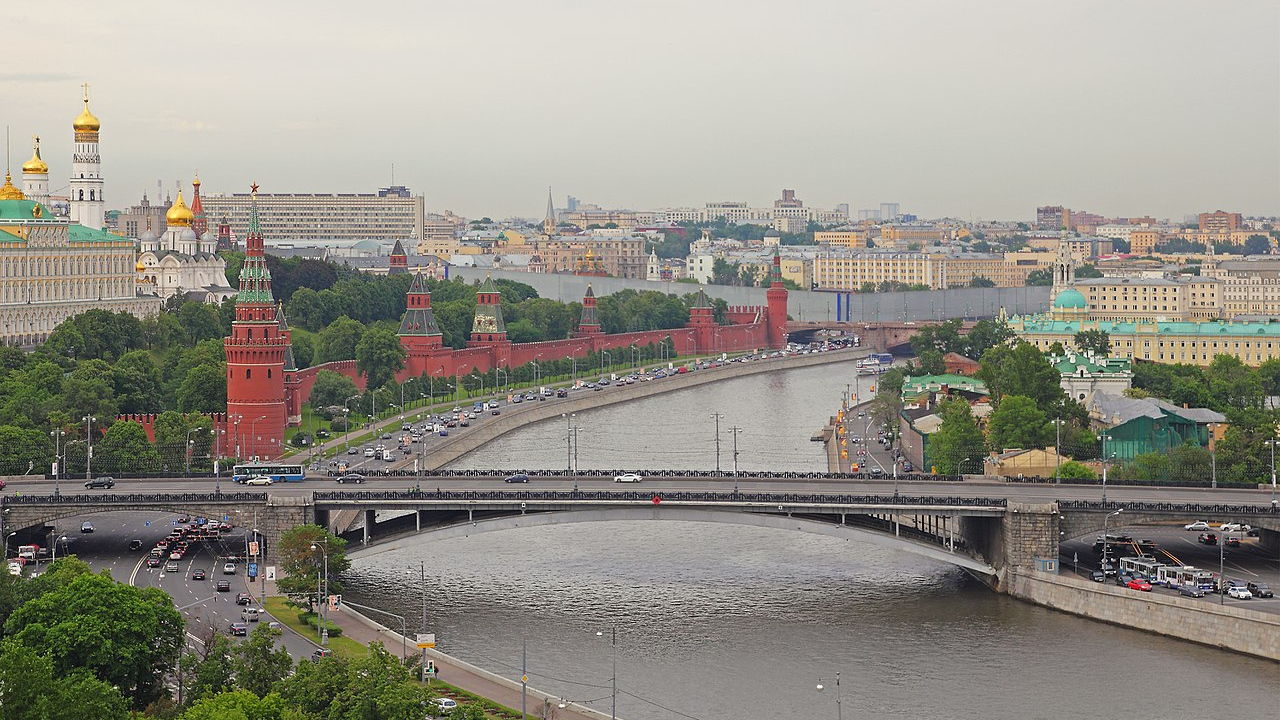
[961,502,1060,590]
[363,509,376,544]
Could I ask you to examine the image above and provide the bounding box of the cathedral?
[136,177,237,303]
[0,89,160,345]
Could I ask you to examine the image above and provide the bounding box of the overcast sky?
[5,0,1277,221]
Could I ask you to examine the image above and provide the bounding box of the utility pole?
[729,426,743,475]
[710,412,724,474]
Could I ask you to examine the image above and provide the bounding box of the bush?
[297,611,344,637]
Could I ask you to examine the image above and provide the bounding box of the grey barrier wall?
[444,266,1050,322]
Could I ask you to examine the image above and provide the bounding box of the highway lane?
[40,509,323,663]
[11,474,1280,508]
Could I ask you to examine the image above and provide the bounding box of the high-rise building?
[1036,205,1070,230]
[1198,210,1243,233]
[879,202,900,221]
[201,187,425,244]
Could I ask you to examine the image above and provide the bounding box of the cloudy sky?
[5,0,1277,221]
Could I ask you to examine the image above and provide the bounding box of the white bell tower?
[69,83,105,230]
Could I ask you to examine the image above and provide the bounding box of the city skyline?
[2,0,1277,221]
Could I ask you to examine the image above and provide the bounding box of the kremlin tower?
[574,284,602,336]
[21,136,50,206]
[388,239,408,275]
[224,185,290,460]
[765,250,789,349]
[69,84,105,230]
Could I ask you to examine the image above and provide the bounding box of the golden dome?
[135,260,146,272]
[166,190,195,227]
[73,99,101,133]
[22,137,48,174]
[0,172,24,201]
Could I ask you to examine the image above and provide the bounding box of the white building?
[136,183,237,303]
[69,87,105,231]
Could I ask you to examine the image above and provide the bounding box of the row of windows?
[0,279,129,303]
[0,255,131,278]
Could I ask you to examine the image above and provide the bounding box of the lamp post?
[3,531,15,562]
[729,426,743,475]
[51,534,68,563]
[214,429,224,494]
[1097,433,1113,504]
[601,350,611,377]
[815,672,842,720]
[82,415,96,482]
[596,626,616,720]
[310,541,330,646]
[232,414,242,460]
[185,427,203,477]
[406,562,428,679]
[49,425,64,491]
[1052,419,1065,485]
[249,415,267,461]
[710,412,724,474]
[1102,508,1122,578]
[1267,439,1278,509]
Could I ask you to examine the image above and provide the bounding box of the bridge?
[5,475,1279,591]
[785,320,976,352]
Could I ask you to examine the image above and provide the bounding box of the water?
[343,366,1279,719]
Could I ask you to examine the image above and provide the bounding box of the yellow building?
[813,251,1049,290]
[1129,228,1160,255]
[814,230,868,249]
[880,224,952,245]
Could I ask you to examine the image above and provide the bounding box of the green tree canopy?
[930,398,986,474]
[315,316,365,364]
[977,341,1066,414]
[985,395,1052,452]
[355,327,407,390]
[1073,329,1111,356]
[275,526,351,611]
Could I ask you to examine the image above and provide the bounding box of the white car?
[7,562,22,576]
[1227,586,1253,599]
[1219,523,1250,533]
[223,562,237,575]
[433,698,458,714]
[1184,521,1211,531]
[614,473,642,483]
[364,448,375,458]
[244,475,273,486]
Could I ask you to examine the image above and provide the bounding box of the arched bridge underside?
[344,505,998,576]
[319,493,1007,577]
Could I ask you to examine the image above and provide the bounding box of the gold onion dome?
[22,141,48,174]
[166,190,194,227]
[73,99,101,132]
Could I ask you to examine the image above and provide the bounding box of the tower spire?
[542,186,556,236]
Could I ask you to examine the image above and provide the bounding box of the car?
[1198,533,1217,545]
[216,580,231,592]
[165,562,180,573]
[1246,582,1273,598]
[347,447,358,455]
[336,473,365,484]
[1227,586,1253,600]
[236,592,252,605]
[224,562,237,575]
[1090,570,1106,583]
[230,622,249,636]
[169,551,183,560]
[1126,578,1152,591]
[316,429,330,438]
[79,521,94,533]
[1221,580,1247,594]
[191,568,206,580]
[1226,537,1241,548]
[1178,585,1206,598]
[1220,523,1250,532]
[556,388,568,398]
[511,395,522,403]
[433,698,458,714]
[491,408,501,415]
[244,475,273,486]
[7,562,22,576]
[614,473,642,483]
[504,473,530,483]
[84,476,114,489]
[364,447,375,458]
[381,433,392,440]
[242,606,260,622]
[1183,521,1211,531]
[438,429,449,437]
[310,648,333,661]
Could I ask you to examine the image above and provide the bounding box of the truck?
[16,545,39,562]
[381,449,395,462]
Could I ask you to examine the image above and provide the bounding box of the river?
[343,365,1279,719]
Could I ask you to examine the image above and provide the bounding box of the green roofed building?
[0,174,159,346]
[1009,313,1280,368]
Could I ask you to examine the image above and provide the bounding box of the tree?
[913,348,946,375]
[3,570,184,708]
[176,363,227,414]
[95,421,162,474]
[355,327,406,391]
[963,319,1015,359]
[112,350,162,414]
[977,341,1065,413]
[969,275,996,288]
[985,395,1052,452]
[316,316,365,363]
[1025,268,1053,286]
[1073,329,1111,356]
[177,302,224,345]
[1057,460,1096,480]
[0,639,130,720]
[176,690,288,720]
[1074,264,1103,278]
[234,624,294,697]
[309,370,360,414]
[930,398,986,474]
[275,643,430,719]
[186,634,236,701]
[1206,354,1264,410]
[275,526,351,611]
[1244,234,1271,255]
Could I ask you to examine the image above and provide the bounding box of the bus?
[1119,557,1164,579]
[1155,565,1217,590]
[232,463,305,483]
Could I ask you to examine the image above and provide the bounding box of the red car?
[1127,578,1152,591]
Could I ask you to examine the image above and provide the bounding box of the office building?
[200,185,425,244]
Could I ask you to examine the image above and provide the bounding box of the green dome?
[1053,288,1087,310]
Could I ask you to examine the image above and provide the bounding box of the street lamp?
[1097,433,1113,504]
[343,394,360,452]
[3,531,16,561]
[231,414,243,460]
[185,427,204,477]
[49,425,64,491]
[82,416,96,482]
[596,626,617,720]
[1052,418,1066,485]
[1266,439,1278,508]
[815,672,842,720]
[51,534,68,563]
[710,412,724,474]
[1102,508,1122,578]
[249,415,267,461]
[405,562,428,679]
[310,541,330,646]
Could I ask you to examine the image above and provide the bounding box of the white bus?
[1119,557,1164,579]
[1156,565,1217,590]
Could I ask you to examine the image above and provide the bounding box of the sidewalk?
[324,603,611,720]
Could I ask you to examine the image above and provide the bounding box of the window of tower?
[246,369,251,379]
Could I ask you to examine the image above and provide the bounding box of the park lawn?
[262,596,365,659]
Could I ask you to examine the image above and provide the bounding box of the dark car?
[310,648,333,661]
[555,388,568,398]
[504,473,530,483]
[347,448,358,455]
[230,622,249,637]
[216,580,231,592]
[1090,570,1106,583]
[1179,585,1206,598]
[1198,533,1218,545]
[191,568,206,581]
[236,592,252,605]
[146,557,162,568]
[491,408,501,415]
[84,476,114,489]
[336,473,365,484]
[1247,582,1274,598]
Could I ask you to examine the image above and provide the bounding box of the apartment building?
[812,251,1049,290]
[1199,210,1243,233]
[201,186,425,243]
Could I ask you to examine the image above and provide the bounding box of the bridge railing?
[1,492,269,506]
[1059,500,1280,515]
[312,489,1007,507]
[319,468,965,483]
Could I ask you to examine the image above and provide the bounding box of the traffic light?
[425,660,437,677]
